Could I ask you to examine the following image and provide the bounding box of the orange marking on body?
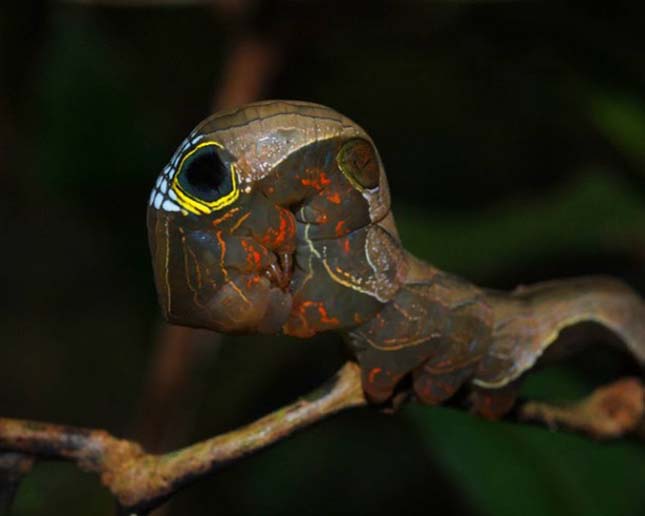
[215,230,229,281]
[284,300,315,337]
[335,220,346,237]
[326,191,341,204]
[229,211,251,233]
[316,213,328,224]
[211,207,240,227]
[295,300,340,328]
[317,303,338,325]
[319,171,331,186]
[368,367,382,384]
[343,237,351,255]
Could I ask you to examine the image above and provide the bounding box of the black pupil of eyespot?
[178,147,231,202]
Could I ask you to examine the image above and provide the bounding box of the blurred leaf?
[14,462,113,516]
[35,11,142,190]
[520,364,589,401]
[589,91,645,169]
[397,171,645,280]
[226,410,473,516]
[406,405,645,516]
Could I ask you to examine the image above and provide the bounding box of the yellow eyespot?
[336,138,380,192]
[171,141,240,215]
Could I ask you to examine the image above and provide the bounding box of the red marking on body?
[435,379,453,396]
[418,384,430,398]
[245,275,261,288]
[241,240,262,269]
[368,367,382,384]
[414,374,439,403]
[283,305,314,338]
[282,209,296,248]
[261,208,295,251]
[335,220,346,237]
[482,397,493,410]
[275,211,289,247]
[343,237,351,255]
[260,229,276,248]
[300,170,332,191]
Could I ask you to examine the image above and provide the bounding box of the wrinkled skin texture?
[148,101,645,417]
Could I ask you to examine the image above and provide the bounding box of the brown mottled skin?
[147,101,645,418]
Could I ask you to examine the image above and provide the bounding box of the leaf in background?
[396,171,645,280]
[589,90,645,170]
[232,410,473,516]
[406,404,645,516]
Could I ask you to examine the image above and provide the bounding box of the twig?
[518,377,645,439]
[210,34,282,111]
[0,362,366,514]
[2,369,644,513]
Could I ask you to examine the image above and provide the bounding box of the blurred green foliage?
[590,90,645,170]
[399,171,645,281]
[2,2,645,515]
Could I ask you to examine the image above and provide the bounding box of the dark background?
[3,2,645,515]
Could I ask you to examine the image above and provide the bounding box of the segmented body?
[147,101,645,418]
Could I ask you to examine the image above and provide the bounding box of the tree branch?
[2,366,643,514]
[518,377,645,439]
[0,362,366,514]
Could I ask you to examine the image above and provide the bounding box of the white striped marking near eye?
[162,200,181,212]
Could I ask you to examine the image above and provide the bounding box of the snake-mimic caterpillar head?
[147,101,407,337]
